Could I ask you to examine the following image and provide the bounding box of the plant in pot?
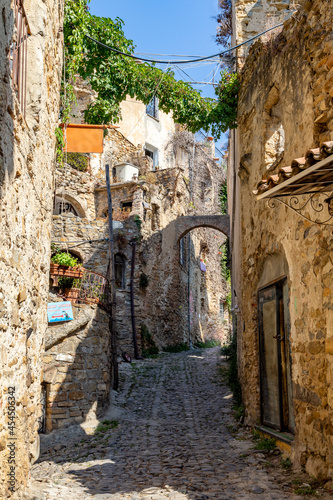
[58,277,81,299]
[50,251,83,277]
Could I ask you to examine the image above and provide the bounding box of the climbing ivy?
[63,0,239,139]
[219,183,228,215]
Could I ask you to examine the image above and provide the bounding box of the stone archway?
[175,214,230,244]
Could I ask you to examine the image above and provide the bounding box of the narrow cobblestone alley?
[27,348,328,500]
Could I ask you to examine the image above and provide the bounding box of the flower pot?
[50,264,83,278]
[85,297,99,304]
[66,288,80,300]
[61,124,106,154]
[50,263,59,274]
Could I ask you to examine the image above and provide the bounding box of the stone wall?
[235,0,333,478]
[51,126,230,363]
[0,0,63,497]
[43,303,111,432]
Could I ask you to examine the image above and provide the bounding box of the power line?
[85,21,285,65]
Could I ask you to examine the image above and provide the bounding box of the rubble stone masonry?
[236,0,333,479]
[0,0,63,497]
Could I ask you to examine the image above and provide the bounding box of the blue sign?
[47,302,74,323]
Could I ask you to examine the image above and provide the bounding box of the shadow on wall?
[42,303,112,440]
[139,224,230,348]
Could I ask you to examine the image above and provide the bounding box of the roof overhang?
[256,154,333,200]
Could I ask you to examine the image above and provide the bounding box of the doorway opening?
[258,278,295,433]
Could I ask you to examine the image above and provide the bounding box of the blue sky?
[89,0,221,100]
[89,0,226,149]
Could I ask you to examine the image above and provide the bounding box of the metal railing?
[77,269,110,310]
[12,0,29,118]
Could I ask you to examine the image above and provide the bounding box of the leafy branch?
[63,0,239,139]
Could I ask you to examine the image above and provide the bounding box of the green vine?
[55,126,65,167]
[219,183,228,215]
[63,0,239,139]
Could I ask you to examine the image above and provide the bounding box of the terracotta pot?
[85,297,99,304]
[50,263,59,273]
[50,264,83,278]
[66,288,80,300]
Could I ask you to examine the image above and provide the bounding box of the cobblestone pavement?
[27,348,330,499]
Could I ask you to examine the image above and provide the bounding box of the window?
[144,144,158,169]
[121,201,133,213]
[115,253,126,289]
[180,238,185,265]
[220,300,224,317]
[145,149,154,160]
[53,200,78,216]
[11,0,30,118]
[146,95,159,119]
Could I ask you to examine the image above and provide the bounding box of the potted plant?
[58,277,81,300]
[50,252,83,278]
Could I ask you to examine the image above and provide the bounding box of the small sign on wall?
[47,302,74,323]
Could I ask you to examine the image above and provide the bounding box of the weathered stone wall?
[43,303,111,432]
[136,138,230,348]
[0,0,63,497]
[233,0,292,66]
[236,0,333,478]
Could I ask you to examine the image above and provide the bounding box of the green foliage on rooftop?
[63,0,239,139]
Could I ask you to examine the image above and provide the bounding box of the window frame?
[11,0,30,118]
[146,95,159,120]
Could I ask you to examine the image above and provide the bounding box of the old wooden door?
[258,279,295,433]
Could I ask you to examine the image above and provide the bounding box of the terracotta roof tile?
[254,141,333,196]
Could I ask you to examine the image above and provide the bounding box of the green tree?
[63,0,239,139]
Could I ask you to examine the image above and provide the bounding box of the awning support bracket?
[267,192,333,226]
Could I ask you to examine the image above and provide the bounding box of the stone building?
[229,0,333,479]
[0,0,63,497]
[44,94,230,432]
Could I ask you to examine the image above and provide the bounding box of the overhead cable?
[85,21,285,65]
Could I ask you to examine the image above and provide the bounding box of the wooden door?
[258,279,295,432]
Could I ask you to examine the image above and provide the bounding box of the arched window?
[53,198,78,216]
[115,253,126,289]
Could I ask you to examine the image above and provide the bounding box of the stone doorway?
[258,278,295,433]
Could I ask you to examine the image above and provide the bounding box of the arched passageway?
[174,214,230,244]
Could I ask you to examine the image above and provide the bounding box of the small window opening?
[53,200,78,216]
[115,253,126,289]
[121,201,133,213]
[11,0,29,118]
[146,95,159,119]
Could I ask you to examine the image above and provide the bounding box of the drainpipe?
[188,233,192,348]
[130,241,139,359]
[187,141,195,349]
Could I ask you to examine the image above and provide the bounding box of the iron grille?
[12,0,29,118]
[77,269,110,310]
[146,96,158,119]
[54,201,78,216]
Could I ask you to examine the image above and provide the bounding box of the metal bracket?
[267,192,333,226]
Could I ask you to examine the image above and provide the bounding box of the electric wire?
[85,21,285,65]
